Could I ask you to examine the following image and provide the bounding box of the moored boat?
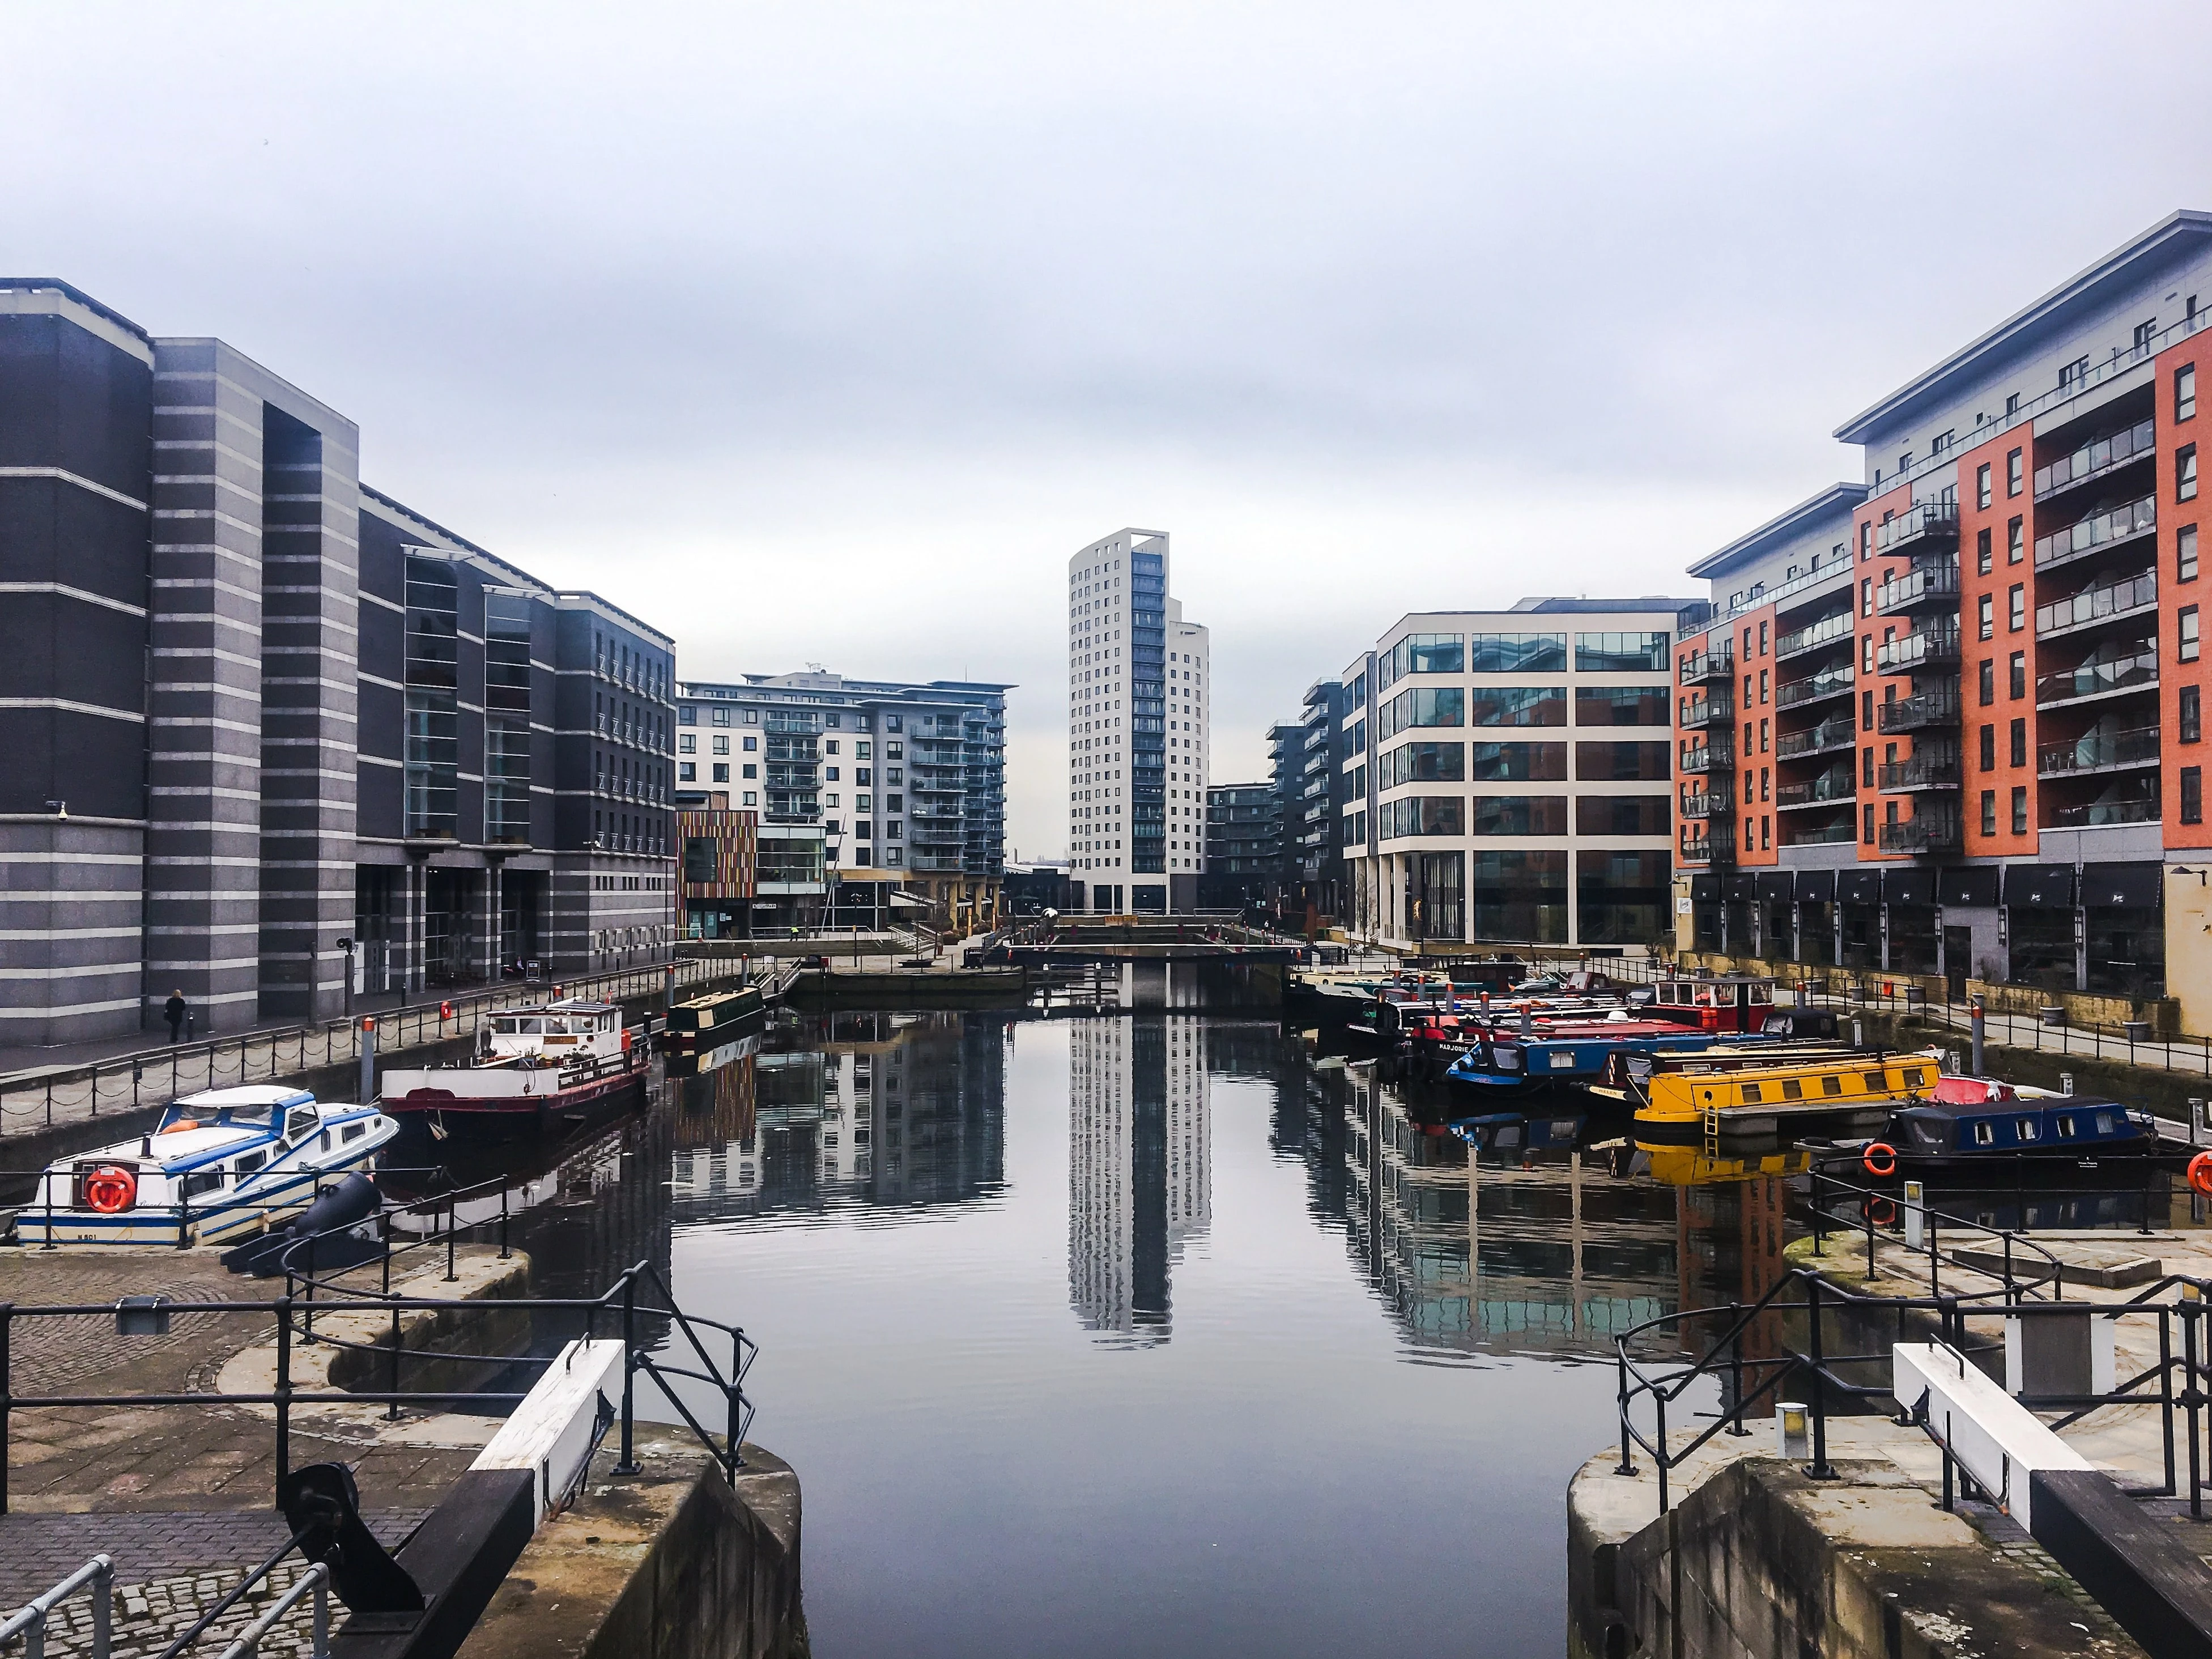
[14,1086,397,1245]
[1633,1052,1941,1143]
[378,998,646,1135]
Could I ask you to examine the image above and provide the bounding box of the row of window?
[678,704,918,734]
[1374,739,1670,785]
[1375,631,1671,687]
[1366,793,1672,840]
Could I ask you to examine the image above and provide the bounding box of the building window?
[1979,724,1995,771]
[1977,594,1994,639]
[2179,364,2198,422]
[2011,786,2028,835]
[678,733,695,754]
[678,761,695,782]
[2009,584,2025,632]
[2009,652,2026,700]
[2187,767,2205,826]
[743,790,758,806]
[1976,528,1992,575]
[679,704,697,726]
[1976,463,1992,509]
[1862,746,1875,788]
[1979,658,1995,705]
[1862,803,1874,845]
[2183,445,2201,504]
[2184,525,2201,584]
[1758,669,1768,704]
[712,734,729,755]
[712,706,731,726]
[744,709,759,724]
[1980,790,1996,836]
[742,764,757,779]
[2184,686,2202,744]
[712,763,729,782]
[743,735,758,751]
[2010,717,2027,768]
[1862,689,1874,730]
[2183,605,2202,663]
[2007,516,2024,563]
[2007,448,2024,496]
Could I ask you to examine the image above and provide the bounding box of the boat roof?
[501,999,617,1014]
[173,1085,317,1109]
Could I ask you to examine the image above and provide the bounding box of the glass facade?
[402,555,459,837]
[1470,850,1568,943]
[1575,849,1670,945]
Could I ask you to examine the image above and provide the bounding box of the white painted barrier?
[1892,1340,2092,1531]
[472,1338,627,1525]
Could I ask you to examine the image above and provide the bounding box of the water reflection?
[1068,1019,1211,1342]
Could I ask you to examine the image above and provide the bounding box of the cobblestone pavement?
[0,1507,425,1605]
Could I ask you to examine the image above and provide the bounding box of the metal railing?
[1,1555,112,1657]
[2036,492,2157,570]
[1877,688,1960,734]
[1877,811,1961,853]
[2035,416,2158,503]
[1775,718,1855,760]
[1774,612,1854,660]
[2037,724,2160,778]
[1875,561,1960,614]
[2036,646,2159,708]
[1875,622,1961,674]
[1775,664,1854,709]
[1873,499,1960,555]
[2037,568,2158,640]
[0,958,718,1139]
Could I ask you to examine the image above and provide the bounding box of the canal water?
[636,1009,1776,1658]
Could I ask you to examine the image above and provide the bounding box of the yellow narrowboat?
[1634,1052,1944,1144]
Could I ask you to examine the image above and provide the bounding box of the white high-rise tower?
[1066,529,1209,914]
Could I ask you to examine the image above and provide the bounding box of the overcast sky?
[12,3,2212,859]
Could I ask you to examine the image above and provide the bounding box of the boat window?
[2095,1112,2115,1133]
[1739,1083,1763,1104]
[2056,1116,2075,1138]
[343,1122,366,1143]
[235,1150,266,1177]
[494,1018,518,1035]
[602,1014,616,1032]
[2017,1117,2039,1141]
[1821,1074,1843,1096]
[1900,1068,1926,1087]
[1972,1121,1994,1146]
[1861,1073,1888,1092]
[319,1131,332,1154]
[286,1108,318,1141]
[216,1101,276,1128]
[1750,984,1772,1004]
[1780,1079,1803,1101]
[181,1171,223,1198]
[517,1018,544,1035]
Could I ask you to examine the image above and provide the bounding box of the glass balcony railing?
[1679,832,1734,865]
[1875,561,1959,615]
[2035,493,2156,571]
[1878,811,1962,854]
[1679,790,1733,820]
[2034,417,2156,503]
[1875,622,1961,674]
[2036,570,2157,640]
[1678,693,1733,729]
[1878,752,1960,792]
[1679,743,1733,775]
[1775,663,1855,709]
[1678,645,1733,686]
[2046,780,2159,828]
[2036,646,2158,708]
[1873,499,1960,555]
[1774,611,1854,661]
[1775,771,1855,809]
[1877,688,1960,733]
[1783,822,1857,846]
[1775,717,1856,759]
[2036,725,2160,778]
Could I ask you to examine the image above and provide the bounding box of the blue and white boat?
[1441,1016,1722,1096]
[15,1086,398,1245]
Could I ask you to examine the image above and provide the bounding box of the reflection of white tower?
[1069,1018,1210,1341]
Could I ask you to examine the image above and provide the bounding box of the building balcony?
[1878,751,1960,793]
[1877,688,1959,734]
[2036,493,2156,573]
[1680,790,1733,820]
[1878,810,1962,854]
[2034,416,2156,504]
[1874,499,1960,556]
[2047,784,2160,829]
[1679,831,1735,866]
[2036,646,2158,710]
[1678,644,1733,686]
[1678,693,1734,730]
[2037,725,2160,780]
[1784,821,1857,848]
[1678,742,1734,775]
[1775,771,1854,810]
[1775,664,1854,711]
[1875,622,1960,675]
[1774,611,1854,662]
[1775,716,1856,760]
[2036,569,2157,643]
[1875,561,1960,617]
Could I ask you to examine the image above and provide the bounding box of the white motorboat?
[15,1085,399,1246]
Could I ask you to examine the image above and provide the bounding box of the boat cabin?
[1645,976,1777,1033]
[1893,1098,2155,1156]
[1641,1056,1941,1125]
[483,999,625,1065]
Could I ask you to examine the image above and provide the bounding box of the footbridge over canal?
[980,916,1311,1012]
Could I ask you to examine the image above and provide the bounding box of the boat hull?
[382,1056,646,1136]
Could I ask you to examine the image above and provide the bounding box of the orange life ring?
[2189,1151,2212,1199]
[1862,1142,1898,1178]
[84,1164,138,1214]
[1867,1196,1897,1227]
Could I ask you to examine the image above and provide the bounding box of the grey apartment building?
[0,279,675,1047]
[674,670,1010,934]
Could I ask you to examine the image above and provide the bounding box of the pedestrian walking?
[164,988,187,1044]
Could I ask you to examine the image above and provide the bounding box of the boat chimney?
[141,1134,152,1157]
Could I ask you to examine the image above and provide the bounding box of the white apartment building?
[1342,598,1698,954]
[1067,529,1211,913]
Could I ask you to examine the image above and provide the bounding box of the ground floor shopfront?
[1345,847,1673,954]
